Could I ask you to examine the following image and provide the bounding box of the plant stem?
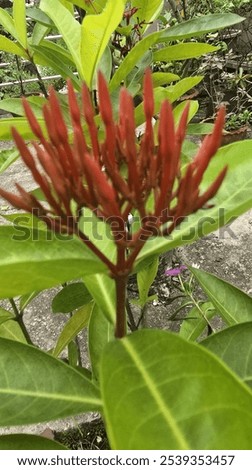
[9,298,33,344]
[115,275,128,338]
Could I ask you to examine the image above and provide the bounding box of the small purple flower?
[165,265,187,276]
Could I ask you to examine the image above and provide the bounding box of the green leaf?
[152,72,180,87]
[137,258,158,307]
[135,140,252,269]
[0,308,14,326]
[0,6,18,41]
[0,148,19,174]
[19,291,41,312]
[31,22,50,47]
[189,267,252,326]
[84,273,116,323]
[179,302,216,341]
[0,117,47,140]
[13,0,27,48]
[0,34,28,58]
[80,0,125,87]
[154,43,218,62]
[0,319,27,343]
[101,329,252,449]
[88,304,114,381]
[173,100,199,127]
[132,0,164,33]
[135,77,202,126]
[33,39,76,67]
[0,338,101,426]
[0,226,106,299]
[52,282,92,313]
[201,322,252,387]
[0,96,46,118]
[160,13,245,41]
[53,303,93,357]
[187,122,214,135]
[0,434,68,450]
[26,6,54,27]
[40,0,82,77]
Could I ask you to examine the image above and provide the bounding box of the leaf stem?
[9,298,33,344]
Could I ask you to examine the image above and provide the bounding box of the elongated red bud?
[22,98,44,140]
[143,68,154,119]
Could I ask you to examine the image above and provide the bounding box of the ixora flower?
[0,70,227,337]
[165,265,187,276]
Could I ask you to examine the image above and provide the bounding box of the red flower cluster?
[0,70,227,275]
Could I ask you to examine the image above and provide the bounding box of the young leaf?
[0,35,28,58]
[100,329,252,449]
[52,282,92,313]
[0,226,106,299]
[80,0,125,87]
[137,258,158,307]
[88,304,114,382]
[201,322,252,388]
[189,267,252,325]
[13,0,27,48]
[0,319,27,343]
[0,6,18,41]
[179,302,216,341]
[0,434,68,450]
[53,303,94,358]
[0,338,101,426]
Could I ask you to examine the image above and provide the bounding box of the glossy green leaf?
[189,267,252,325]
[0,434,68,450]
[31,22,50,47]
[201,322,252,387]
[152,72,180,87]
[173,100,199,127]
[160,13,245,41]
[135,140,252,269]
[137,258,158,307]
[154,43,218,62]
[52,282,92,313]
[88,304,114,381]
[33,39,76,67]
[0,319,27,343]
[0,338,101,425]
[80,0,124,87]
[132,0,164,33]
[0,226,106,299]
[53,303,93,357]
[13,0,27,48]
[179,302,216,341]
[101,329,252,449]
[26,6,54,27]
[0,34,27,58]
[0,148,19,174]
[40,0,82,76]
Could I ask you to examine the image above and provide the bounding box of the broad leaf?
[53,303,93,357]
[152,72,180,87]
[84,273,116,323]
[201,322,252,387]
[160,13,245,41]
[0,96,46,118]
[80,0,125,87]
[135,140,252,269]
[0,226,106,299]
[0,117,47,140]
[13,0,27,48]
[52,282,92,313]
[154,43,218,62]
[0,338,101,425]
[101,330,252,449]
[189,267,252,325]
[0,434,68,450]
[0,308,14,326]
